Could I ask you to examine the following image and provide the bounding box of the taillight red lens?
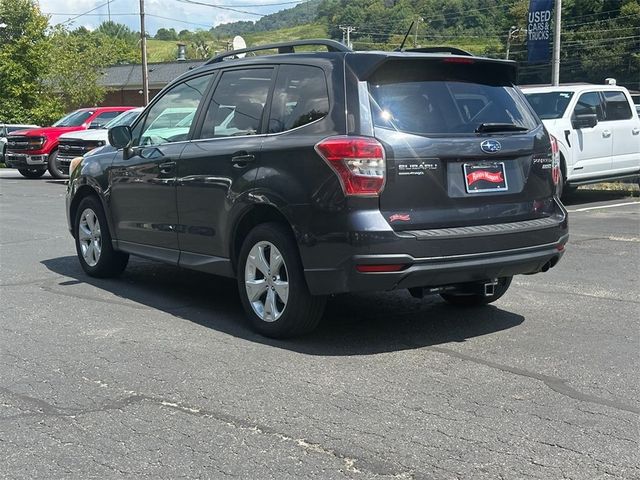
[315,136,386,196]
[549,135,561,186]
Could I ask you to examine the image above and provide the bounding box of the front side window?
[199,68,273,139]
[524,91,574,119]
[136,74,213,146]
[53,110,94,127]
[268,65,329,133]
[574,92,605,120]
[603,91,632,121]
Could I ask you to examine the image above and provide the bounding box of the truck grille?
[6,136,36,152]
[58,139,91,159]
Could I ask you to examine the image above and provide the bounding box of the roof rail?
[205,39,351,65]
[402,46,473,56]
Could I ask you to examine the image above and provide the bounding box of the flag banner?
[527,0,554,64]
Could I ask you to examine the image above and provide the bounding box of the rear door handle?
[159,161,176,174]
[632,128,640,135]
[602,130,612,138]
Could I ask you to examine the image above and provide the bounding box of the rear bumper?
[302,199,569,295]
[305,238,566,294]
[4,153,48,168]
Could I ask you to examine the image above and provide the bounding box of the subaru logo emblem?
[480,140,501,154]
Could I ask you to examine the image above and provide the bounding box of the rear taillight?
[550,135,561,186]
[315,136,386,196]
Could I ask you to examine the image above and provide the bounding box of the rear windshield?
[370,81,537,136]
[524,92,574,119]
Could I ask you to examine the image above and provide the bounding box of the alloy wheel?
[244,241,289,322]
[78,208,102,267]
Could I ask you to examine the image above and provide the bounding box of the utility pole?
[139,0,149,105]
[506,26,521,60]
[339,25,356,49]
[107,0,111,23]
[551,0,562,86]
[414,17,423,48]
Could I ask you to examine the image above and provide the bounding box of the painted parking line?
[567,201,640,213]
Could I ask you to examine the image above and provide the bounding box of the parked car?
[522,83,640,196]
[1,123,39,164]
[57,108,144,176]
[4,106,135,179]
[67,40,568,338]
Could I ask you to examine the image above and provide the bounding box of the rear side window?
[199,68,273,139]
[603,91,632,121]
[90,111,122,129]
[370,80,537,136]
[574,92,605,120]
[268,65,329,133]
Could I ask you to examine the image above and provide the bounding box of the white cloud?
[38,0,303,34]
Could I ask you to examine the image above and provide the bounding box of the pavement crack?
[426,347,640,415]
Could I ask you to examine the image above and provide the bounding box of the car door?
[176,67,274,264]
[602,90,640,174]
[109,73,214,260]
[570,91,612,178]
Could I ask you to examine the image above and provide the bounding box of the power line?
[58,0,119,25]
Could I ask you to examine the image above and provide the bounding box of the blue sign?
[527,0,554,64]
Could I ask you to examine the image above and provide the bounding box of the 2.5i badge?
[463,162,508,193]
[397,159,439,176]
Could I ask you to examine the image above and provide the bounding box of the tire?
[237,222,326,338]
[74,196,129,278]
[17,168,46,179]
[47,150,67,179]
[441,276,513,307]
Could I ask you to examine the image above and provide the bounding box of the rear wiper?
[475,123,529,133]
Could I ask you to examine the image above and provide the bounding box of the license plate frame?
[463,162,508,194]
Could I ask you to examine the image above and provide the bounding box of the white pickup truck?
[522,83,640,197]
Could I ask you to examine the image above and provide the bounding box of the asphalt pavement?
[1,168,638,479]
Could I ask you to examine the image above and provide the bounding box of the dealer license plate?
[463,162,508,193]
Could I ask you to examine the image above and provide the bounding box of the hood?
[59,129,109,142]
[10,126,86,140]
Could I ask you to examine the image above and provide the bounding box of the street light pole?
[139,0,149,106]
[551,0,562,86]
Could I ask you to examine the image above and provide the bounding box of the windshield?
[53,110,93,127]
[524,92,574,120]
[370,81,537,136]
[104,110,141,129]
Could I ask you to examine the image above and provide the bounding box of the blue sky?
[38,0,306,34]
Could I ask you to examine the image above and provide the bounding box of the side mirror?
[89,122,103,129]
[572,113,598,129]
[108,125,133,149]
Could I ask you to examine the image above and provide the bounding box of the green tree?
[155,27,178,41]
[0,0,61,124]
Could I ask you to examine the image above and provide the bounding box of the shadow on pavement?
[561,187,638,207]
[42,255,524,356]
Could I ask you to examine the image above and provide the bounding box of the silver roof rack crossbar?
[205,39,351,65]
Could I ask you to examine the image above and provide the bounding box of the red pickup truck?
[4,106,134,178]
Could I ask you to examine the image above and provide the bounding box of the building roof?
[99,60,203,90]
